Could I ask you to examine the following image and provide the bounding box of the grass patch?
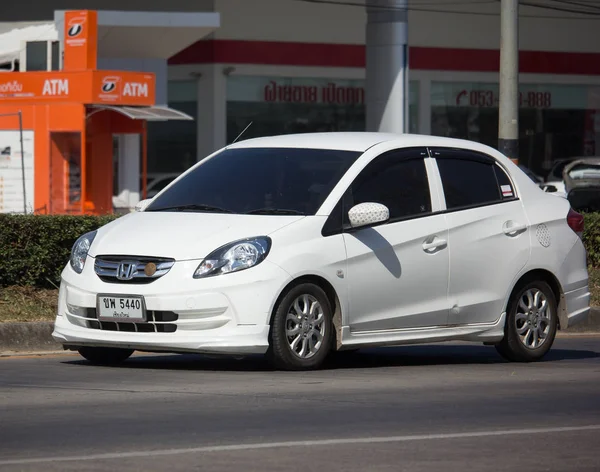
[0,286,58,322]
[1,267,600,323]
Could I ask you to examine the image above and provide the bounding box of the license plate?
[97,295,146,322]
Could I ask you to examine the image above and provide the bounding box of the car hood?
[89,211,305,261]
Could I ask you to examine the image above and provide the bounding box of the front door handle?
[423,236,447,253]
[503,221,527,236]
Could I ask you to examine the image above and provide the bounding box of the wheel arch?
[506,269,567,330]
[268,274,344,350]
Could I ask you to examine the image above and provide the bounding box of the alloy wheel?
[285,294,326,359]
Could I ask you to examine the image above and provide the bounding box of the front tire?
[78,347,134,365]
[495,280,558,362]
[268,283,334,370]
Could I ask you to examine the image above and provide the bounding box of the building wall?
[0,0,215,20]
[2,0,600,54]
[213,0,600,53]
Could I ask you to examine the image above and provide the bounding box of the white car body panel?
[444,201,530,325]
[89,211,304,261]
[52,132,590,358]
[343,213,450,331]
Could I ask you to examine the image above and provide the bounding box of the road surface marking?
[1,424,599,465]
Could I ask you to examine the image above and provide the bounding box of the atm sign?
[93,72,155,105]
[123,83,148,98]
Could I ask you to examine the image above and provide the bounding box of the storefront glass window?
[227,76,419,143]
[431,82,600,176]
[147,80,197,175]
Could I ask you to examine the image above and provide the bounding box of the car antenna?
[232,121,253,143]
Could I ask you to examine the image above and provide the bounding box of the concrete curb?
[1,309,600,353]
[0,322,61,352]
[558,307,600,333]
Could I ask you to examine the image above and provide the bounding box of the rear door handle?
[503,221,527,236]
[423,236,447,253]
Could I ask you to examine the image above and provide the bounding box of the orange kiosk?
[0,10,192,215]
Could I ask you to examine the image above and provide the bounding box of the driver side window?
[346,148,432,223]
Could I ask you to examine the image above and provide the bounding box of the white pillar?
[366,0,409,134]
[196,65,227,161]
[112,134,140,210]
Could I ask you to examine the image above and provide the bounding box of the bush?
[583,212,600,269]
[2,212,600,290]
[0,214,119,288]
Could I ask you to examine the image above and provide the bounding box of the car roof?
[224,132,503,154]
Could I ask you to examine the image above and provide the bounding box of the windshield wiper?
[147,204,233,213]
[246,208,306,215]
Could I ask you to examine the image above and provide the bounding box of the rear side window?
[348,149,432,221]
[432,148,514,210]
[493,164,516,199]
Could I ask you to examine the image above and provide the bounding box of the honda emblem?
[117,262,137,280]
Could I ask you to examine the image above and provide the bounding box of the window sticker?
[501,184,514,198]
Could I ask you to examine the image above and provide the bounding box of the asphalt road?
[1,336,599,472]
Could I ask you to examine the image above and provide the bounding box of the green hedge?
[582,212,600,269]
[1,212,600,289]
[0,214,119,288]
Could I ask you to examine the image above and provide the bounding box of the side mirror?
[348,202,390,229]
[134,199,152,212]
[540,184,558,193]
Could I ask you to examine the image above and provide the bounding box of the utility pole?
[498,0,519,163]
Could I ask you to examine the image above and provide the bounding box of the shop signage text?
[42,79,69,96]
[264,81,365,105]
[94,73,155,105]
[0,81,23,94]
[0,74,75,100]
[123,83,148,97]
[455,89,552,109]
[0,71,155,106]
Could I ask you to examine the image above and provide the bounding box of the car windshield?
[567,163,600,181]
[146,147,361,215]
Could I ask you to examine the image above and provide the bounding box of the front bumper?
[52,257,292,355]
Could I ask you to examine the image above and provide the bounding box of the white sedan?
[52,132,590,370]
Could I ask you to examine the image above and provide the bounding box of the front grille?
[94,255,175,284]
[79,307,178,333]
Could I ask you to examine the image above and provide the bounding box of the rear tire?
[78,347,134,365]
[495,280,558,362]
[268,283,334,370]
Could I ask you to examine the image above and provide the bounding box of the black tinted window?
[437,157,501,209]
[146,148,360,215]
[349,151,431,220]
[153,177,176,192]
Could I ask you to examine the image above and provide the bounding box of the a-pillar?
[365,0,409,134]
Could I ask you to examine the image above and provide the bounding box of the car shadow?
[61,344,600,373]
[352,228,401,278]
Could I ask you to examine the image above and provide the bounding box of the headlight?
[70,231,97,274]
[193,237,271,279]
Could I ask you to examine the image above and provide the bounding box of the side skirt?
[338,313,506,350]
